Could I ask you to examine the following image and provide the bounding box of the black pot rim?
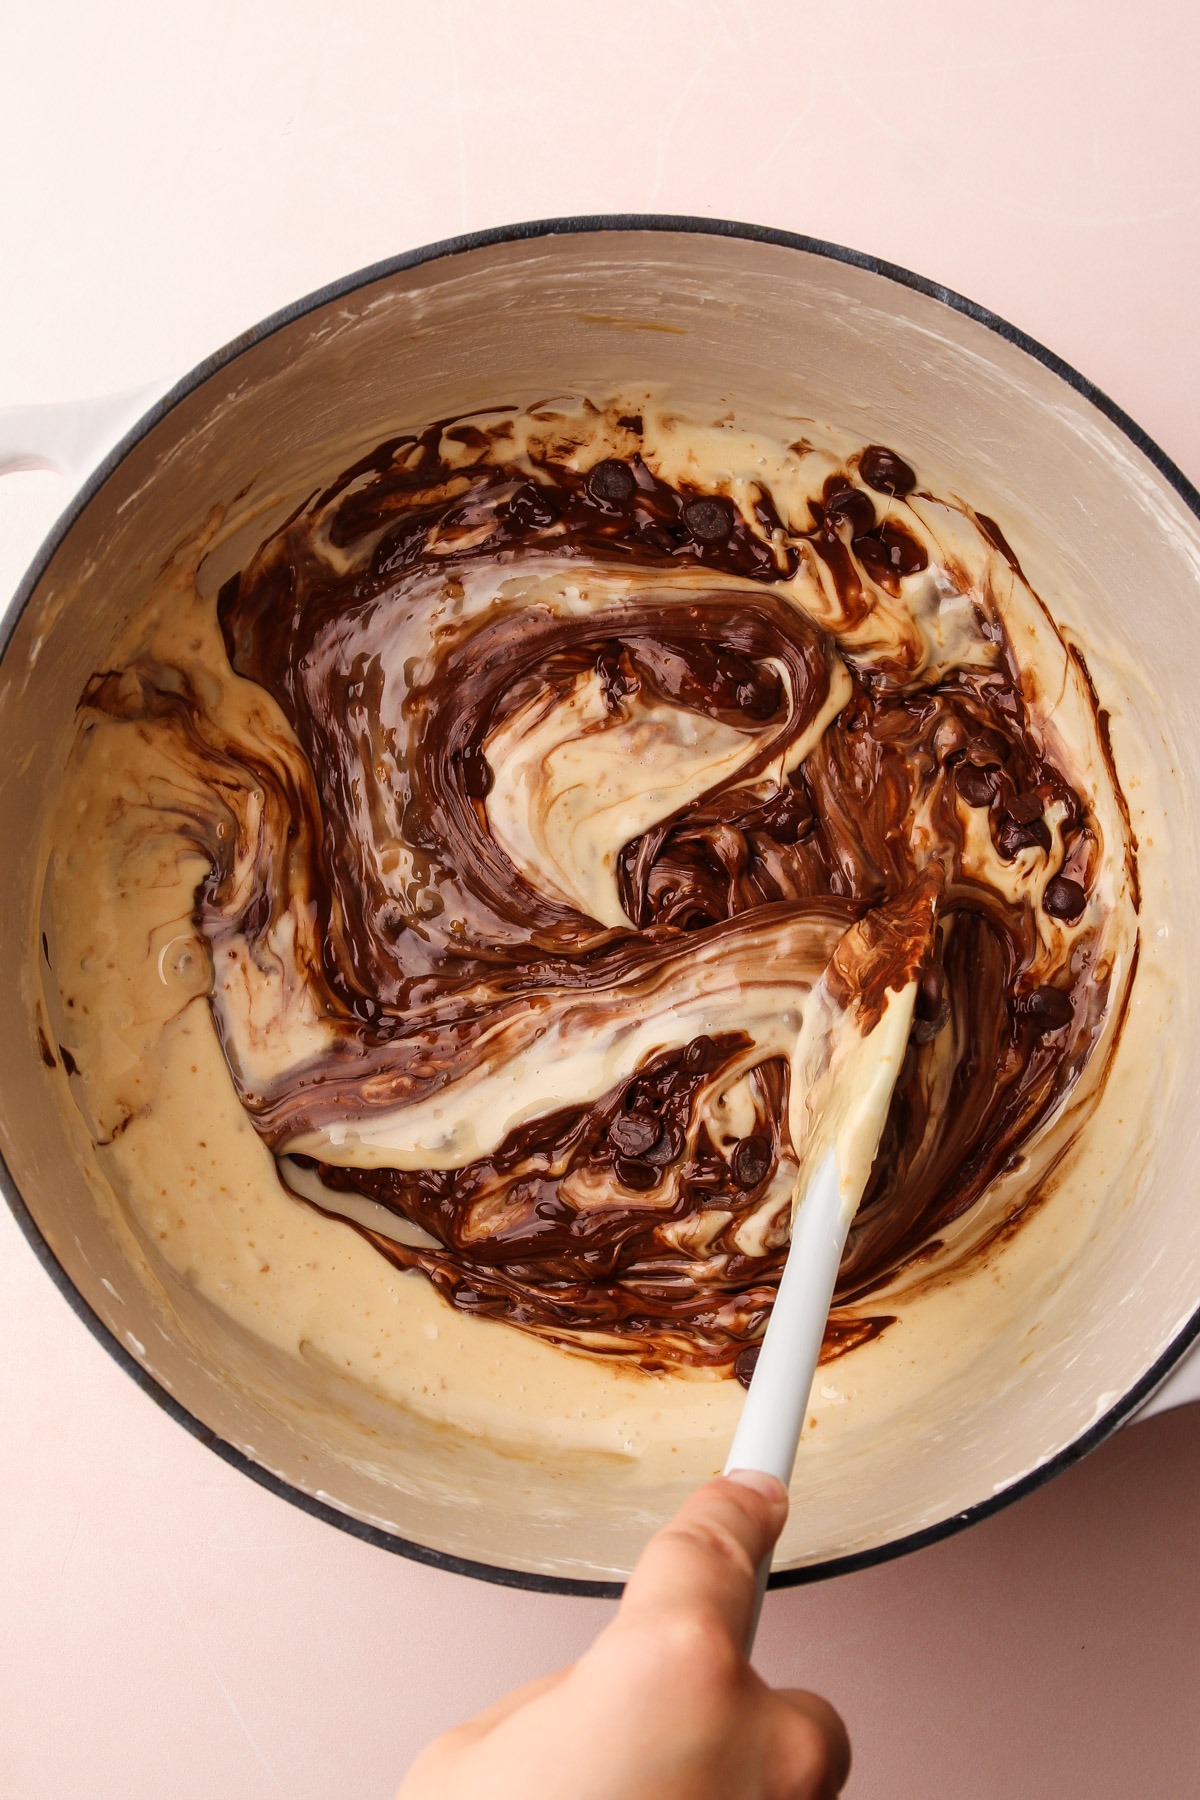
[4,211,1198,1601]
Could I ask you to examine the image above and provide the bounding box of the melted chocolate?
[82,416,1131,1379]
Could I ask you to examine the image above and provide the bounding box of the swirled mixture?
[43,397,1140,1389]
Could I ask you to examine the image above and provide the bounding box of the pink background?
[2,4,1199,1794]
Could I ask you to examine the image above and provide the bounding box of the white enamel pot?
[1,218,1197,1595]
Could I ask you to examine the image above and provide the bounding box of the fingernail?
[725,1468,788,1510]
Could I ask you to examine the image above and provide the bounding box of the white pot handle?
[1,389,1197,1426]
[1135,1334,1200,1421]
[0,382,171,484]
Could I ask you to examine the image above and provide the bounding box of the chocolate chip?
[586,459,636,505]
[998,817,1052,859]
[732,1136,773,1191]
[644,1122,685,1167]
[682,495,734,544]
[735,669,784,722]
[1043,875,1087,922]
[915,964,944,1021]
[640,521,682,554]
[614,1156,659,1191]
[506,482,559,531]
[608,1111,662,1158]
[1019,986,1075,1032]
[852,521,928,582]
[734,1343,761,1388]
[956,762,998,807]
[617,413,643,434]
[822,482,876,536]
[458,745,493,800]
[859,445,917,497]
[827,493,874,532]
[912,964,950,1043]
[1007,791,1046,826]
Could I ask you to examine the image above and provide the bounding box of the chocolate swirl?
[81,401,1138,1378]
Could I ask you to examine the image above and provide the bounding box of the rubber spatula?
[723,971,921,1652]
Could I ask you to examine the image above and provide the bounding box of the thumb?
[774,1688,853,1793]
[617,1471,789,1652]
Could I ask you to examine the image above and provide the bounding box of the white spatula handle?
[723,1149,848,1648]
[724,1149,845,1483]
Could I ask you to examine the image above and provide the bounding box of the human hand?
[397,1470,850,1799]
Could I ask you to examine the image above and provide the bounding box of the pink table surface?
[2,4,1199,1795]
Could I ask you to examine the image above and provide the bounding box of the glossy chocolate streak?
[82,409,1133,1379]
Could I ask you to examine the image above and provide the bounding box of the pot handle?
[2,389,1198,1426]
[0,382,171,484]
[1133,1336,1200,1421]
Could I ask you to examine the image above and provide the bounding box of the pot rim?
[4,211,1198,1599]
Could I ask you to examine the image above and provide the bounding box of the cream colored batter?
[34,396,1170,1567]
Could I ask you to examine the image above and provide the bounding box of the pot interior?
[2,226,1197,1584]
